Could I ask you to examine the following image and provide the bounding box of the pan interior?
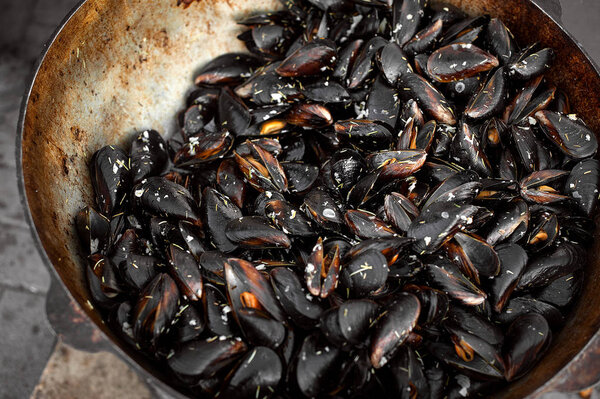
[20,0,600,397]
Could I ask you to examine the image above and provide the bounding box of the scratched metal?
[17,0,600,398]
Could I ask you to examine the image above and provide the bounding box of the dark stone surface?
[0,0,598,397]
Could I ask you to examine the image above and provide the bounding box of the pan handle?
[532,0,563,22]
[45,277,114,353]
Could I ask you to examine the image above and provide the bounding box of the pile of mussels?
[76,0,600,397]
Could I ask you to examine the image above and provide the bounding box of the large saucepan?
[16,0,600,397]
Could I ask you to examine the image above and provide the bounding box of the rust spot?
[71,126,83,141]
[177,0,200,8]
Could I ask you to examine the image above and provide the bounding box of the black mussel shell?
[219,346,283,399]
[503,313,551,381]
[202,187,242,253]
[370,292,420,368]
[76,206,110,255]
[130,130,169,184]
[565,159,600,216]
[168,338,247,383]
[132,273,179,347]
[270,267,325,328]
[340,249,389,297]
[195,53,262,85]
[225,216,291,249]
[90,145,130,216]
[489,244,528,312]
[536,110,598,159]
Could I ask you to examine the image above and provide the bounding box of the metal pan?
[16,0,600,397]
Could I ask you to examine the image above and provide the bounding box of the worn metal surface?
[16,0,600,398]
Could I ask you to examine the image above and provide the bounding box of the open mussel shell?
[503,313,551,381]
[446,306,504,346]
[370,292,420,368]
[519,169,569,204]
[305,237,340,299]
[218,346,283,399]
[526,212,559,252]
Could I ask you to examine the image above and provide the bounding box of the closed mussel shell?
[370,292,420,368]
[341,249,389,298]
[503,313,551,381]
[218,346,282,399]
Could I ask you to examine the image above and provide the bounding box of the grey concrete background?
[0,0,598,398]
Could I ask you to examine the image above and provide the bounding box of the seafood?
[76,1,597,397]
